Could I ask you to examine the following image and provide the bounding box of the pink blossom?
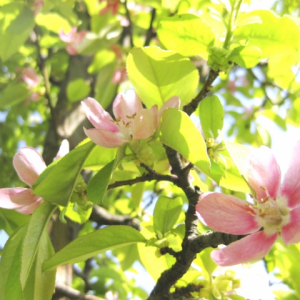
[99,0,119,15]
[112,67,127,84]
[196,142,300,266]
[105,291,118,300]
[0,140,69,214]
[23,67,40,89]
[34,0,44,15]
[59,27,87,55]
[82,91,180,148]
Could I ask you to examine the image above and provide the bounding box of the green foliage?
[43,226,146,271]
[153,196,182,238]
[160,108,211,176]
[127,47,199,107]
[157,14,215,58]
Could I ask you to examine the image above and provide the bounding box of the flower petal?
[0,188,40,209]
[244,146,281,200]
[59,27,77,43]
[196,192,260,235]
[13,147,46,186]
[132,105,158,140]
[113,91,143,122]
[211,231,277,266]
[84,127,126,148]
[16,197,43,214]
[82,97,119,132]
[158,96,181,119]
[54,139,70,161]
[281,140,300,208]
[282,206,300,245]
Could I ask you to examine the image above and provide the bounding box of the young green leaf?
[0,3,35,61]
[228,46,261,69]
[87,159,115,204]
[157,14,215,58]
[22,231,56,300]
[234,10,300,58]
[0,83,31,109]
[127,47,198,107]
[43,226,146,271]
[199,95,224,139]
[66,78,91,102]
[20,202,57,289]
[0,225,26,300]
[160,108,211,176]
[33,141,95,206]
[153,196,183,238]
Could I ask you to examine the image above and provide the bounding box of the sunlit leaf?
[127,47,198,107]
[160,108,211,176]
[199,95,224,139]
[33,141,95,206]
[153,196,182,238]
[157,14,215,58]
[43,226,146,271]
[66,78,91,102]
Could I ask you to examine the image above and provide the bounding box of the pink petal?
[83,127,126,148]
[158,96,181,119]
[244,146,281,200]
[66,45,78,55]
[0,188,40,209]
[74,30,87,45]
[211,231,277,266]
[113,91,143,122]
[13,147,46,186]
[16,197,43,214]
[23,67,39,88]
[281,140,300,208]
[82,98,119,132]
[59,27,77,43]
[132,105,158,140]
[282,206,300,245]
[54,139,69,160]
[196,192,260,235]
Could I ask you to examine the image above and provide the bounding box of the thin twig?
[144,8,156,46]
[124,0,134,47]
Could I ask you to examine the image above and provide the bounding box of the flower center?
[252,187,291,235]
[113,113,137,140]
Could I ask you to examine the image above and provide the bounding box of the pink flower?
[33,0,44,15]
[59,27,87,55]
[196,142,300,266]
[112,67,127,84]
[23,67,40,89]
[105,291,118,300]
[0,141,69,214]
[99,0,119,15]
[82,91,180,148]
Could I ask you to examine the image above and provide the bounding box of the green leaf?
[33,141,96,206]
[199,95,224,139]
[66,79,91,102]
[0,3,35,61]
[153,196,182,238]
[0,83,31,109]
[83,144,117,170]
[0,225,26,300]
[94,63,118,109]
[228,46,261,69]
[157,14,215,58]
[234,10,300,58]
[22,231,56,300]
[35,12,72,34]
[127,47,199,107]
[87,159,115,204]
[43,226,146,271]
[20,202,56,289]
[0,209,29,235]
[160,108,210,176]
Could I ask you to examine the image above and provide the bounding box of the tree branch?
[183,69,219,116]
[144,8,156,46]
[124,0,134,47]
[90,205,140,230]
